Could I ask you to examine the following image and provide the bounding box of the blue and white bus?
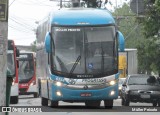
[36,1,125,108]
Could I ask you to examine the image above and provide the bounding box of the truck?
[118,48,138,78]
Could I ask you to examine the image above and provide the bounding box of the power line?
[8,25,33,33]
[15,0,55,7]
[10,16,36,29]
[9,18,35,31]
[9,0,16,7]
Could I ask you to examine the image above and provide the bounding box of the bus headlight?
[30,81,35,86]
[55,81,62,87]
[56,91,62,96]
[30,82,34,86]
[109,80,116,85]
[110,90,115,96]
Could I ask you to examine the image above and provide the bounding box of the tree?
[113,3,156,74]
[139,0,160,75]
[113,3,144,48]
[142,0,160,38]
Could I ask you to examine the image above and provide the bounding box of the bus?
[18,52,38,98]
[36,1,125,108]
[8,40,19,104]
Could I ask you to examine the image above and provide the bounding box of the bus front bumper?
[49,83,118,101]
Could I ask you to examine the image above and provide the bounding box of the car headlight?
[119,86,122,90]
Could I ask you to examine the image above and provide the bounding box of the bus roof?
[50,8,115,26]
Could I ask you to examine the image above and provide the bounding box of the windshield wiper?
[69,55,81,75]
[56,56,68,72]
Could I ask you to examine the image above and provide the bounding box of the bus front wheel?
[33,93,39,98]
[104,100,113,109]
[49,100,59,108]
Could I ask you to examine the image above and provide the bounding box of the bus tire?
[104,100,113,109]
[49,100,59,108]
[34,93,39,98]
[41,97,48,106]
[85,100,101,108]
[10,96,18,104]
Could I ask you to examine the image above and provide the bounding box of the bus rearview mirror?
[117,31,125,52]
[45,32,51,53]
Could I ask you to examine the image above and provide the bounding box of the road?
[7,95,160,115]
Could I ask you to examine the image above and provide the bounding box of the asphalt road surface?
[7,95,160,114]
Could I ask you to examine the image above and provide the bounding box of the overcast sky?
[8,0,129,46]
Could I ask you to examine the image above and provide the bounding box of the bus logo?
[83,85,88,90]
[68,79,76,85]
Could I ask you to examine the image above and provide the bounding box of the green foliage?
[113,3,143,48]
[114,1,160,74]
[113,3,141,72]
[138,0,160,74]
[142,0,160,37]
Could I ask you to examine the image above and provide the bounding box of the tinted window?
[128,75,159,85]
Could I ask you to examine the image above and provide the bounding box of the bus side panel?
[37,48,49,99]
[36,18,50,99]
[10,40,19,98]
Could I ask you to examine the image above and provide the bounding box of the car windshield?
[119,78,125,85]
[128,76,159,85]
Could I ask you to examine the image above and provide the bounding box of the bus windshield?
[51,26,117,78]
[18,59,34,80]
[7,50,15,75]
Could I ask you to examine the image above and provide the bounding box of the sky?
[8,0,129,46]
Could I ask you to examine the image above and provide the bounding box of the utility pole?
[0,0,8,114]
[60,0,62,8]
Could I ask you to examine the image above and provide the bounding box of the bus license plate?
[80,93,92,97]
